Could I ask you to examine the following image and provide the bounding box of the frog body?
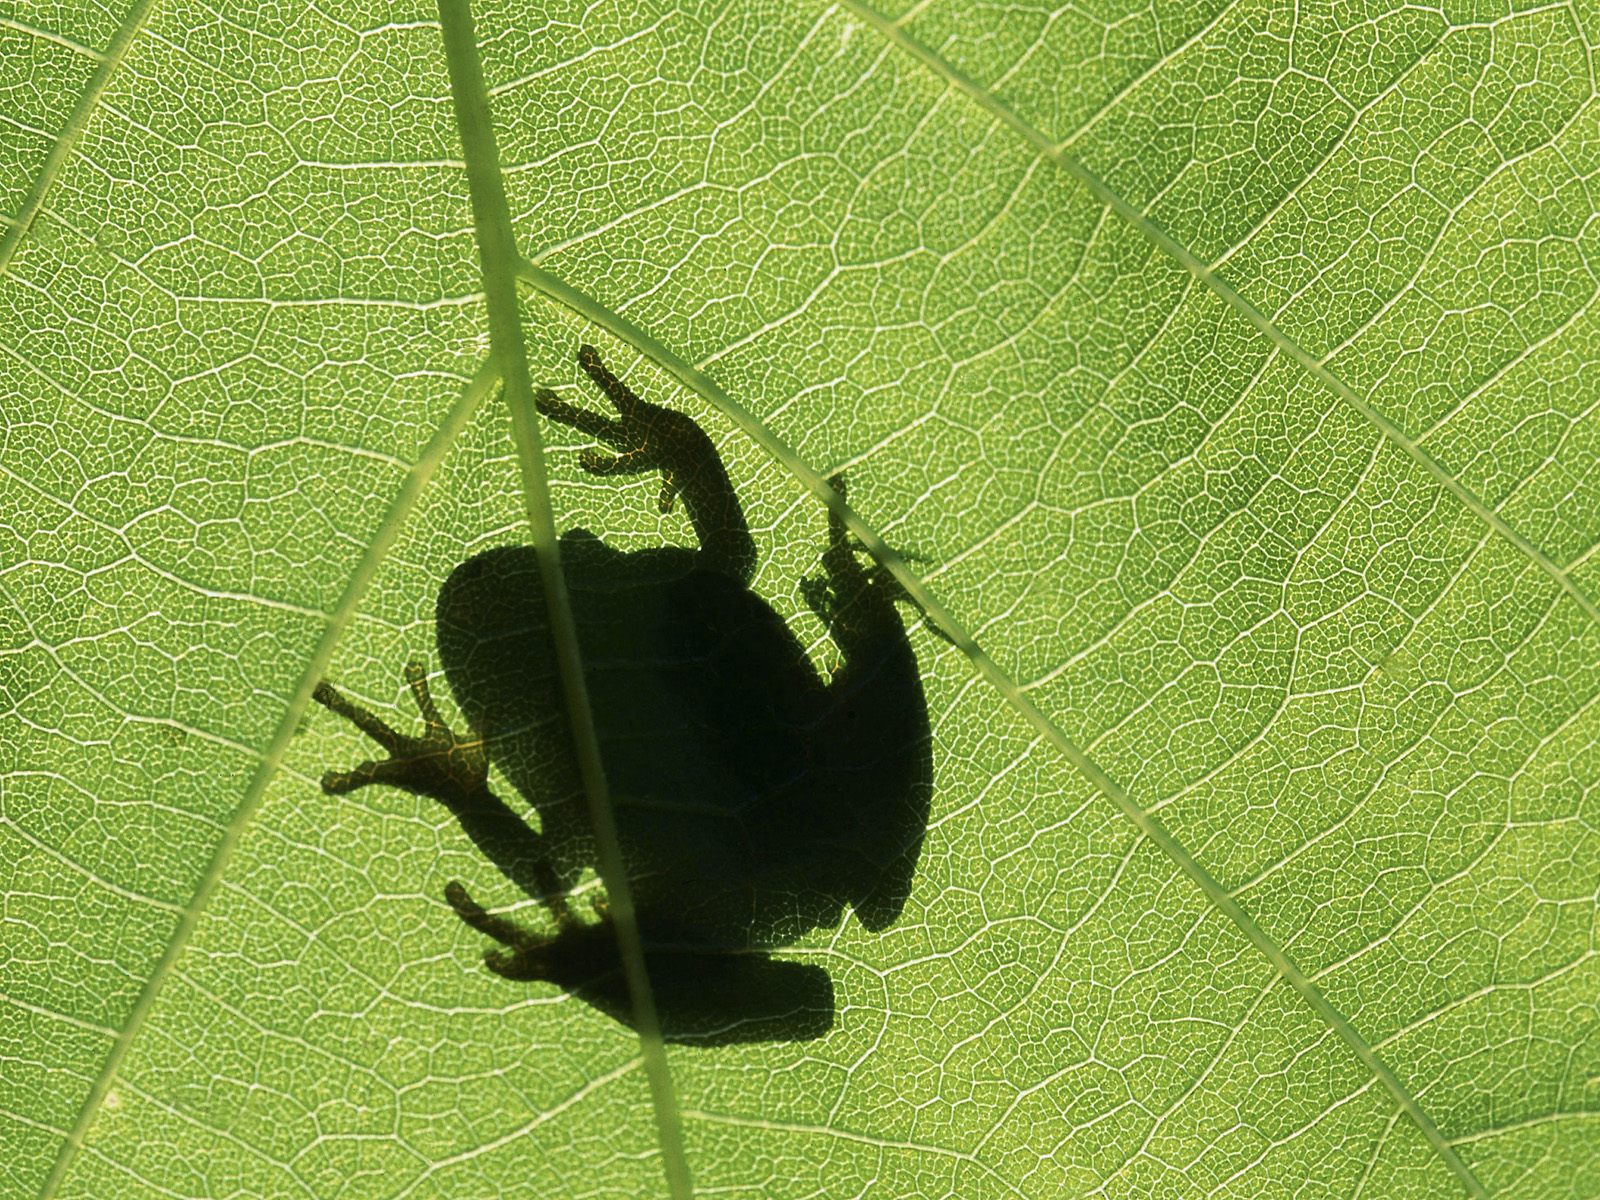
[315,346,930,1041]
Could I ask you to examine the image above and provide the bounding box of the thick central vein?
[435,3,693,1198]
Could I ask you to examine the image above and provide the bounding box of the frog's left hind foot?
[447,880,618,987]
[445,880,556,981]
[315,661,489,804]
[315,662,571,923]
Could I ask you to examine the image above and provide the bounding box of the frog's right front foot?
[314,660,489,805]
[801,475,873,625]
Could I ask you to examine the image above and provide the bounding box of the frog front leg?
[314,661,570,923]
[536,344,757,584]
[801,474,933,934]
[800,474,905,663]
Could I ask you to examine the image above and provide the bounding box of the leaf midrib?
[25,2,1574,1195]
[434,5,694,1197]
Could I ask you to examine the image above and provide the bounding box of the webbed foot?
[445,880,552,980]
[537,344,758,583]
[802,475,873,624]
[446,880,614,985]
[535,344,690,513]
[317,664,573,925]
[314,661,488,804]
[802,474,952,648]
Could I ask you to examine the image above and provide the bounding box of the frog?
[313,345,931,1042]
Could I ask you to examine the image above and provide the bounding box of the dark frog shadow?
[315,347,932,1046]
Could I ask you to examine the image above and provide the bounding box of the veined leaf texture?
[3,1,1597,1196]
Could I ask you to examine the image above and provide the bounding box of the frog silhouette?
[314,346,932,1044]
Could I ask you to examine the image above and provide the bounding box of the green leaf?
[4,1,1596,1197]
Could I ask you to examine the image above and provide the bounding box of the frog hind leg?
[443,880,577,980]
[314,662,569,922]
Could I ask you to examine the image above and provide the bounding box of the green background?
[3,0,1597,1196]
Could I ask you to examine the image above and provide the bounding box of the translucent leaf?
[4,2,1597,1197]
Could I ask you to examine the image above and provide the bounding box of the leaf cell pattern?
[3,1,1597,1197]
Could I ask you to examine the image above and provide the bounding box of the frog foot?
[445,879,601,982]
[801,474,872,624]
[535,344,702,514]
[802,474,953,647]
[314,661,489,805]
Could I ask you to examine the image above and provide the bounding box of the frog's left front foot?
[537,345,758,584]
[314,661,489,805]
[535,344,694,514]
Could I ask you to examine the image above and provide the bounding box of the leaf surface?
[3,1,1597,1197]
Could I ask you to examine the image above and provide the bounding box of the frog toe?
[315,667,489,804]
[578,446,656,476]
[536,389,624,443]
